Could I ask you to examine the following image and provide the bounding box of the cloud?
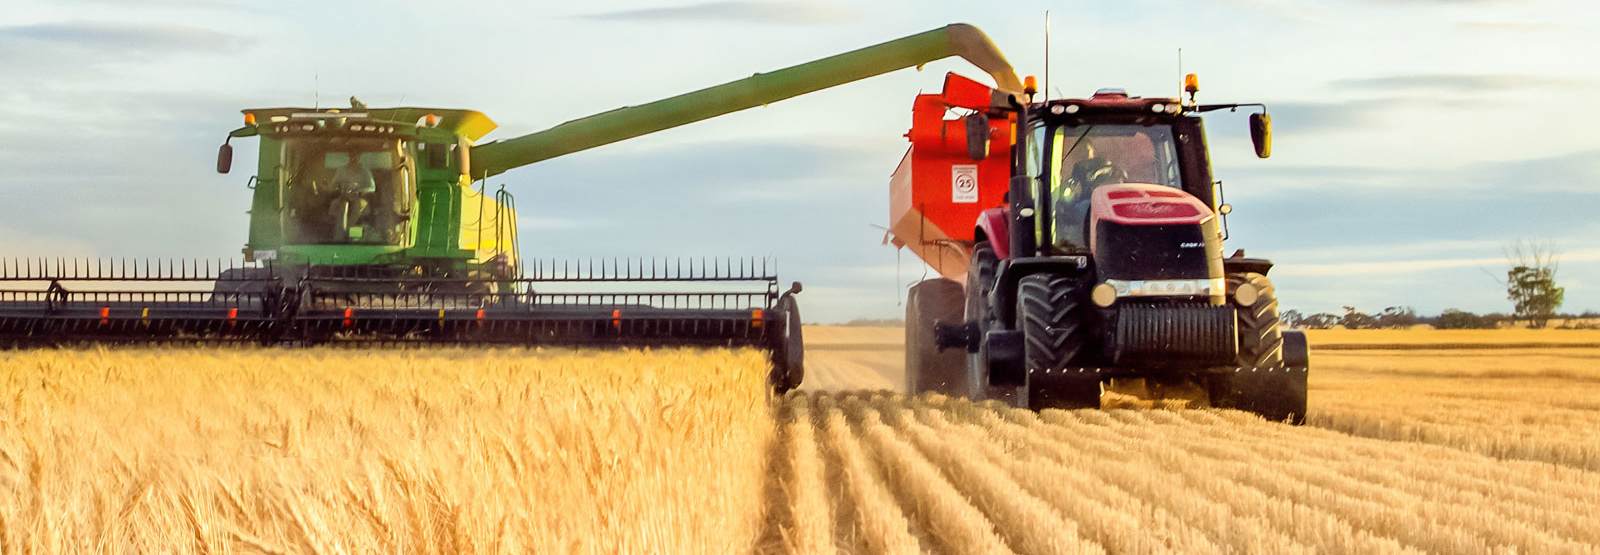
[0,21,250,76]
[1456,20,1560,33]
[1222,149,1600,196]
[1331,73,1579,93]
[0,21,246,54]
[577,1,857,25]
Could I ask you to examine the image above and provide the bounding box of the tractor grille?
[1108,302,1236,366]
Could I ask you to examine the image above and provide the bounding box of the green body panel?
[231,23,1017,274]
[470,23,1018,177]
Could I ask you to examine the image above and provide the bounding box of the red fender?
[974,207,1011,260]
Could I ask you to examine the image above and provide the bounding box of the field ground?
[1,328,1597,552]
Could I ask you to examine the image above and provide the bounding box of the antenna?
[314,72,320,109]
[1177,48,1184,103]
[1044,10,1051,101]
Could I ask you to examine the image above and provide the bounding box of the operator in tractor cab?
[1050,124,1184,249]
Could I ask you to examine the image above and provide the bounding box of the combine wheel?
[1207,273,1308,424]
[1016,274,1100,410]
[905,278,965,396]
[769,294,805,395]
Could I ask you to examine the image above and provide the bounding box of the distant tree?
[1301,313,1339,329]
[1434,309,1498,330]
[1280,309,1305,328]
[1375,306,1419,329]
[1340,306,1378,330]
[1504,242,1565,328]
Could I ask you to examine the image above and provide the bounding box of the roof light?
[1023,75,1038,95]
[243,112,257,126]
[424,114,441,127]
[1152,103,1167,113]
[1184,73,1200,95]
[1049,104,1065,115]
[1064,104,1080,114]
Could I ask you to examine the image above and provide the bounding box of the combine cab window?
[1048,124,1183,251]
[281,137,413,245]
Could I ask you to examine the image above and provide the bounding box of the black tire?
[905,278,965,396]
[1233,273,1284,368]
[1208,273,1307,424]
[963,242,1020,403]
[769,294,805,395]
[1016,274,1100,410]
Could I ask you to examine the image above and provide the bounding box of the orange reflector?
[227,308,238,320]
[751,309,764,329]
[140,308,149,320]
[99,306,110,325]
[611,309,622,331]
[342,307,354,329]
[439,308,447,322]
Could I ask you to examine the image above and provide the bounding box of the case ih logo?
[1112,201,1200,219]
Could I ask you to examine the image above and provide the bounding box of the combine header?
[0,24,1022,394]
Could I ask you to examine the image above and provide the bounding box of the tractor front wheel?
[905,278,965,397]
[1207,273,1308,424]
[1016,274,1101,410]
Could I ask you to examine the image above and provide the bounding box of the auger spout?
[469,23,1020,177]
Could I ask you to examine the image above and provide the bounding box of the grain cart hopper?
[897,73,1310,422]
[0,24,1021,394]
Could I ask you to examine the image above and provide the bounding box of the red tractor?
[893,73,1308,423]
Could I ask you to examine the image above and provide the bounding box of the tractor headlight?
[1091,283,1117,308]
[1233,282,1259,307]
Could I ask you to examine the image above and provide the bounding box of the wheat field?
[0,348,775,553]
[2,328,1599,552]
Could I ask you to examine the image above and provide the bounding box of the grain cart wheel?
[1017,274,1101,410]
[906,278,965,396]
[769,293,805,395]
[1208,273,1308,424]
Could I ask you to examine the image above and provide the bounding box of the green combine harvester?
[0,24,1021,392]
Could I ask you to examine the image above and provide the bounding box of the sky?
[1,0,1597,322]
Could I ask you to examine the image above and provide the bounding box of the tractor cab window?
[281,137,413,245]
[1048,124,1184,250]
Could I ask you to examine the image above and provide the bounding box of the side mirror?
[964,113,990,160]
[216,143,233,174]
[1249,113,1272,159]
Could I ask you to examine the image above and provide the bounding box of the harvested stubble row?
[766,391,1600,554]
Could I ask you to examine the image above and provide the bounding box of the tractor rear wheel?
[963,242,1021,403]
[1207,273,1308,424]
[1016,274,1101,410]
[905,278,965,396]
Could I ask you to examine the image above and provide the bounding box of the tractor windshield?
[1047,124,1184,250]
[281,137,413,245]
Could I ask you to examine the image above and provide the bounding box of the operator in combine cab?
[328,152,375,240]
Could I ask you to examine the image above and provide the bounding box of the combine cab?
[897,74,1310,423]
